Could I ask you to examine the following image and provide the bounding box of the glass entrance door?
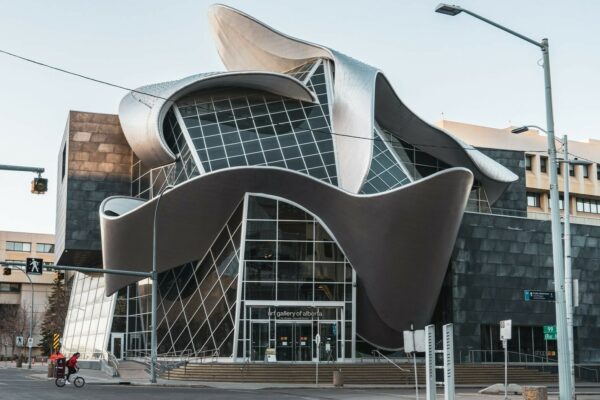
[111,333,124,360]
[276,323,313,362]
[276,324,293,361]
[251,322,269,361]
[294,323,312,361]
[318,323,337,361]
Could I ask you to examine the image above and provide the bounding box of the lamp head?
[511,126,530,134]
[569,158,592,166]
[435,3,463,16]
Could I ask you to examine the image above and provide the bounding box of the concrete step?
[161,363,558,384]
[117,360,149,379]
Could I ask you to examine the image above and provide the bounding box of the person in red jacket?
[65,352,80,384]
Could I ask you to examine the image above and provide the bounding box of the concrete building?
[440,120,600,222]
[0,230,56,358]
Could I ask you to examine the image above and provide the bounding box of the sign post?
[404,325,425,400]
[442,324,455,400]
[314,333,321,385]
[500,320,512,400]
[425,325,436,400]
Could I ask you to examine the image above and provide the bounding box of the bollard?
[47,362,54,378]
[522,386,548,400]
[333,369,344,387]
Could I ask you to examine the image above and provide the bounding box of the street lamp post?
[436,4,573,399]
[150,183,175,384]
[512,126,591,394]
[5,266,35,369]
[22,269,34,369]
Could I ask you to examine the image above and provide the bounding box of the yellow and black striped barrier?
[53,333,60,350]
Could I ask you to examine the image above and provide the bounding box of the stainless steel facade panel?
[206,4,517,196]
[374,74,518,202]
[100,167,473,348]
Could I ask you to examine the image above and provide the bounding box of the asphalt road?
[1,367,600,400]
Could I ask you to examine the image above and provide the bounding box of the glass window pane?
[278,282,313,301]
[244,241,276,261]
[247,197,277,219]
[314,263,345,282]
[246,262,275,281]
[277,262,313,282]
[278,221,314,241]
[278,242,313,261]
[245,282,275,300]
[246,221,277,240]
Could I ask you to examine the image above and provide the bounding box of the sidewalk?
[23,364,600,393]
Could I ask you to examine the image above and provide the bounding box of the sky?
[0,0,599,234]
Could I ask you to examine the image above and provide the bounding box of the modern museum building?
[54,5,600,366]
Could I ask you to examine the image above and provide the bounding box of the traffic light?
[31,177,48,194]
[3,267,11,276]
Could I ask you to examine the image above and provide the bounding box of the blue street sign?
[524,290,555,301]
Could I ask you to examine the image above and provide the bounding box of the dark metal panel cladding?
[100,166,472,348]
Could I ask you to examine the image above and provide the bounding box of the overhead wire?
[0,47,594,161]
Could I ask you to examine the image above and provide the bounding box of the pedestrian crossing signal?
[26,258,43,275]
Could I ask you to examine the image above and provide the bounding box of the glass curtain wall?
[377,125,451,179]
[175,61,338,185]
[360,130,411,194]
[236,195,355,362]
[123,202,243,358]
[131,108,199,200]
[62,272,116,359]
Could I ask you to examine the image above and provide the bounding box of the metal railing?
[100,350,120,377]
[126,348,192,377]
[459,349,599,382]
[188,349,220,364]
[465,206,600,226]
[371,350,410,373]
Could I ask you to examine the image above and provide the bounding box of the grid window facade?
[175,62,337,185]
[360,132,411,194]
[525,155,533,171]
[576,197,600,214]
[62,273,116,359]
[540,156,547,173]
[0,283,20,292]
[238,195,354,361]
[124,202,243,358]
[549,194,564,210]
[569,164,575,177]
[284,59,319,82]
[527,192,541,208]
[5,241,31,252]
[36,243,54,253]
[131,109,199,200]
[378,126,451,180]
